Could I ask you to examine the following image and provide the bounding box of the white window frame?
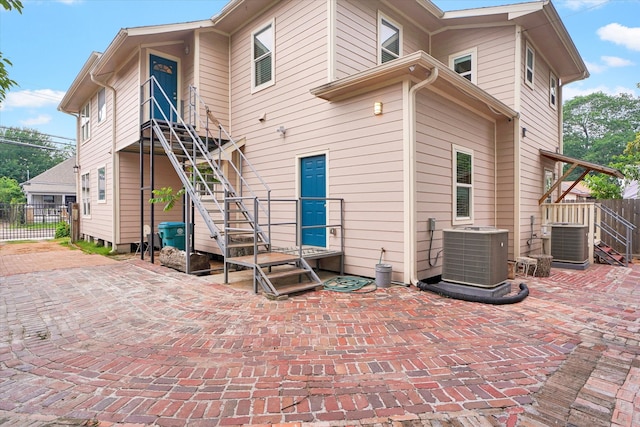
[81,101,91,142]
[81,172,91,217]
[378,12,402,64]
[97,88,106,123]
[251,19,275,93]
[525,43,535,89]
[453,145,473,224]
[549,72,557,109]
[97,166,106,203]
[449,47,477,84]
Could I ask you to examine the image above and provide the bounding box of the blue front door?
[301,155,326,247]
[150,54,177,121]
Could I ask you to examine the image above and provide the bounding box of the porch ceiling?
[539,149,624,204]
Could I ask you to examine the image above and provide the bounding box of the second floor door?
[150,54,178,122]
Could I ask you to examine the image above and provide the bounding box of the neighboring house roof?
[623,181,639,199]
[20,157,76,196]
[561,181,591,198]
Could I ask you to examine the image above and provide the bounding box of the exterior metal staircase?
[594,241,626,266]
[594,203,635,267]
[140,77,323,297]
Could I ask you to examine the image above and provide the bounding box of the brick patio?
[0,243,638,426]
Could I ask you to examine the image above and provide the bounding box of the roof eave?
[310,51,517,120]
[58,52,102,114]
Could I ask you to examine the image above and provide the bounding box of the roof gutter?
[406,66,439,287]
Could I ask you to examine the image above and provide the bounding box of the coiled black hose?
[416,281,529,305]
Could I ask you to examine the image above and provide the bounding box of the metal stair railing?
[595,203,635,267]
[187,86,272,249]
[141,76,243,253]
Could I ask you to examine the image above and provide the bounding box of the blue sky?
[0,0,638,141]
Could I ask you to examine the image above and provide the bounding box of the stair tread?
[266,281,323,297]
[266,268,312,280]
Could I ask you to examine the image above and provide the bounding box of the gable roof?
[20,157,76,196]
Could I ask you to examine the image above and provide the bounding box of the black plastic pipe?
[416,281,529,305]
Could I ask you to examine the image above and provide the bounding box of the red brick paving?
[1,244,639,426]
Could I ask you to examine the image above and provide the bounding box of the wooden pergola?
[538,149,624,205]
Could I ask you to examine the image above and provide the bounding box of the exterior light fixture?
[73,164,80,174]
[374,101,383,116]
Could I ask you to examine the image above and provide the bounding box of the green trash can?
[158,221,186,250]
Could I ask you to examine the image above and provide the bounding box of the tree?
[583,132,640,199]
[563,92,640,180]
[0,176,25,204]
[0,127,70,182]
[0,0,23,101]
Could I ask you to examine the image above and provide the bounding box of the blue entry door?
[150,54,178,121]
[301,155,326,247]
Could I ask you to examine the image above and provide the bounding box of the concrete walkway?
[0,242,638,426]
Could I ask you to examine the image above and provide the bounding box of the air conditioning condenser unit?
[442,227,508,288]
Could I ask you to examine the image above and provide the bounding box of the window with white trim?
[453,146,473,222]
[379,13,401,64]
[525,43,535,89]
[81,102,90,141]
[97,166,106,202]
[98,88,106,123]
[252,21,274,91]
[449,48,477,84]
[81,172,91,216]
[549,73,557,109]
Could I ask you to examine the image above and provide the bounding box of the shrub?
[55,221,70,238]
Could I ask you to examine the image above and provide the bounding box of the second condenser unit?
[442,227,509,288]
[550,223,589,264]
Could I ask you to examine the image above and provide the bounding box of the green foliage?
[0,176,25,204]
[0,127,70,182]
[149,186,185,211]
[0,0,23,101]
[70,239,114,256]
[563,92,640,181]
[54,221,70,239]
[584,174,623,199]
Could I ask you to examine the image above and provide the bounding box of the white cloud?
[562,0,607,11]
[20,115,52,126]
[597,23,640,51]
[584,60,605,74]
[601,56,634,67]
[0,89,65,110]
[563,84,639,101]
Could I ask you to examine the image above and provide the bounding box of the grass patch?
[62,239,115,256]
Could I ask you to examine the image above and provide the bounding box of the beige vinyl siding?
[197,30,230,127]
[114,56,142,152]
[415,89,497,280]
[432,26,516,108]
[518,37,560,255]
[335,0,429,80]
[227,0,407,280]
[118,152,184,244]
[79,87,114,243]
[495,119,516,259]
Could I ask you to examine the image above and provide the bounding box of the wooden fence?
[597,199,640,256]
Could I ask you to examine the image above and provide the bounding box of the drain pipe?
[405,66,439,287]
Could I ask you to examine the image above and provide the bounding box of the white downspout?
[91,74,118,251]
[405,67,439,286]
